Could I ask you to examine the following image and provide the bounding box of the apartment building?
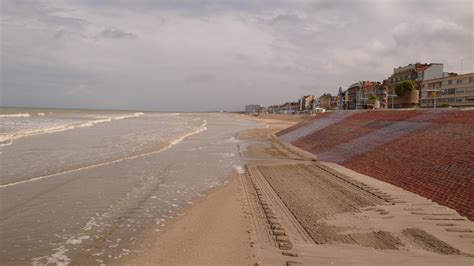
[245,104,264,113]
[420,72,474,107]
[384,63,444,108]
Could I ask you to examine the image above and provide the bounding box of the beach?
[0,109,261,265]
[124,113,473,265]
[1,110,472,265]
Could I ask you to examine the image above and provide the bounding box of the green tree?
[395,80,414,97]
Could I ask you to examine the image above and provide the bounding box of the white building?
[420,72,474,107]
[245,104,264,113]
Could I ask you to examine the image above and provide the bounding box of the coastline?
[122,113,473,265]
[1,112,259,265]
[121,114,303,264]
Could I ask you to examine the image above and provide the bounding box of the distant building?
[330,96,338,109]
[384,63,444,108]
[319,93,332,110]
[337,87,345,110]
[245,104,264,113]
[267,102,299,114]
[359,81,385,109]
[313,97,320,110]
[346,83,360,109]
[298,95,315,112]
[420,72,474,107]
[338,81,386,110]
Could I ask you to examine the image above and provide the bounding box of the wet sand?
[120,174,254,264]
[124,113,473,265]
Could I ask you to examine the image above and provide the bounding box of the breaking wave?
[0,112,145,147]
[0,119,207,188]
[0,113,31,118]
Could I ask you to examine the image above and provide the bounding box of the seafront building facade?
[319,94,332,110]
[244,62,473,113]
[267,102,300,114]
[384,63,444,108]
[338,81,385,110]
[245,104,265,114]
[420,72,474,108]
[298,95,315,112]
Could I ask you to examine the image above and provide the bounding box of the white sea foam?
[32,245,70,266]
[82,217,99,231]
[65,235,90,245]
[113,112,144,120]
[0,119,208,188]
[0,113,30,118]
[37,112,46,116]
[0,112,145,147]
[0,138,12,147]
[0,125,73,147]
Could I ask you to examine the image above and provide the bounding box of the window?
[446,88,456,95]
[457,79,463,84]
[448,80,453,85]
[469,77,474,83]
[456,88,464,94]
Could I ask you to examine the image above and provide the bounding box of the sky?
[1,0,473,112]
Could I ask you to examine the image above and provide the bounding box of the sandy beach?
[123,113,473,265]
[4,1,473,265]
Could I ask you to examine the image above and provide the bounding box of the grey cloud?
[184,73,217,83]
[393,20,472,46]
[308,0,352,10]
[101,28,136,39]
[1,0,473,111]
[268,13,304,25]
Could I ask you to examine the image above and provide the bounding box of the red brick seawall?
[277,109,474,220]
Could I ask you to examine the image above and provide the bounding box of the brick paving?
[277,109,474,220]
[279,112,355,143]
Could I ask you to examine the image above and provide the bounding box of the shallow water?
[0,109,259,264]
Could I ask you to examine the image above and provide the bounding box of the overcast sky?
[1,0,473,111]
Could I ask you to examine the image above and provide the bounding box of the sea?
[0,107,259,265]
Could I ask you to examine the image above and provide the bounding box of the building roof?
[415,64,431,73]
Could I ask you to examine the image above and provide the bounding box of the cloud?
[101,27,136,39]
[393,19,471,47]
[184,73,217,84]
[1,0,473,111]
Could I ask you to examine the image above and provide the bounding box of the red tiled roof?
[415,64,431,72]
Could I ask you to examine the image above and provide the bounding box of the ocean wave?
[0,113,31,118]
[113,112,144,120]
[0,119,208,188]
[37,113,46,116]
[0,138,13,147]
[0,112,145,147]
[0,125,77,147]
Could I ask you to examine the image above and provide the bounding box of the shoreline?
[118,173,255,265]
[121,114,302,264]
[123,113,473,265]
[1,112,259,265]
